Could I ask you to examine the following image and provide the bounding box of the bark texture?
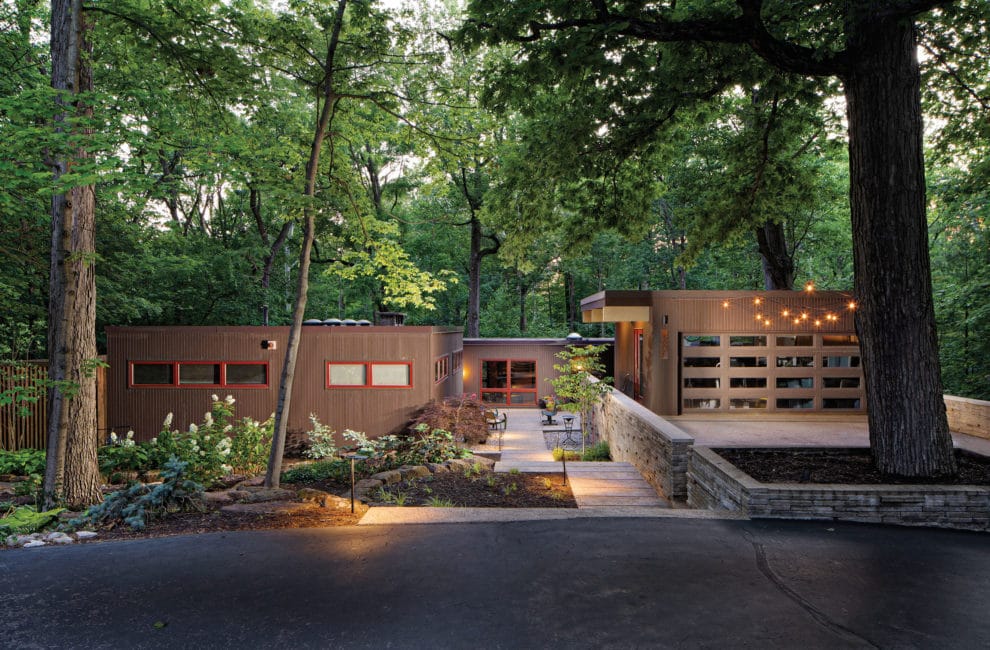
[44,0,101,508]
[843,12,956,477]
[756,220,795,290]
[265,0,348,488]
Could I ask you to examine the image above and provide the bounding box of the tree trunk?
[467,215,483,337]
[843,12,955,477]
[518,272,528,333]
[44,0,101,509]
[755,220,794,290]
[265,0,348,489]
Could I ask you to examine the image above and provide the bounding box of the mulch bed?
[374,470,577,508]
[714,447,990,485]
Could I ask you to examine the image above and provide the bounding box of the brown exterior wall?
[589,291,863,417]
[106,326,462,442]
[462,339,614,407]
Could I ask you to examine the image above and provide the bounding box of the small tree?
[550,344,612,453]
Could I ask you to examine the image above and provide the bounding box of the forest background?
[1,0,986,401]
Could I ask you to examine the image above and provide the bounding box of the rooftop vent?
[356,319,371,326]
[303,319,324,326]
[341,318,357,326]
[566,332,583,341]
[375,311,406,326]
[323,318,342,326]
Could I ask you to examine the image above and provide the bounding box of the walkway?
[489,408,670,510]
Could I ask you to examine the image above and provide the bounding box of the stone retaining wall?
[945,395,990,441]
[592,388,694,500]
[688,446,990,532]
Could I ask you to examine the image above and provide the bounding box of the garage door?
[680,333,864,413]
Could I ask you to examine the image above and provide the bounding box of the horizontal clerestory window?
[326,362,412,389]
[129,361,269,388]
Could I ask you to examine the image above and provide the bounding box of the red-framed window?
[479,359,537,405]
[326,362,413,389]
[129,361,269,388]
[434,355,450,383]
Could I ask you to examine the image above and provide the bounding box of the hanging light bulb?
[801,313,809,320]
[848,301,857,310]
[782,309,790,317]
[804,281,815,292]
[722,300,730,309]
[754,297,762,306]
[755,314,763,321]
[814,319,822,327]
[793,318,801,325]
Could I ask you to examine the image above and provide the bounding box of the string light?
[804,281,815,292]
[711,287,855,330]
[782,309,790,317]
[722,300,730,308]
[753,297,762,306]
[848,301,856,310]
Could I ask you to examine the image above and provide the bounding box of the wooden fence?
[0,360,107,451]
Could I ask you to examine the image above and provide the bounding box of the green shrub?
[552,447,581,462]
[281,460,350,484]
[581,441,611,462]
[0,449,45,476]
[98,431,153,477]
[304,414,338,460]
[150,396,271,486]
[70,457,204,531]
[397,424,464,465]
[1,505,64,537]
[411,396,489,445]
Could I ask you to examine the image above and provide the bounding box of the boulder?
[398,465,431,480]
[75,531,98,540]
[202,490,234,505]
[445,459,472,472]
[297,488,331,507]
[45,532,75,545]
[229,486,296,503]
[233,476,265,489]
[427,463,449,474]
[370,470,402,485]
[353,478,383,500]
[466,455,496,470]
[23,540,46,548]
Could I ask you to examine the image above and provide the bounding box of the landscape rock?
[353,478,383,500]
[75,531,98,540]
[427,463,449,474]
[23,540,46,548]
[202,490,235,505]
[233,476,265,489]
[0,474,18,482]
[229,486,295,503]
[370,470,402,485]
[398,465,431,480]
[445,459,472,472]
[45,532,75,545]
[221,501,318,516]
[467,455,496,470]
[297,488,332,507]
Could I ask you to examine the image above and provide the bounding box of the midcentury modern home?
[462,338,614,407]
[106,324,463,440]
[581,290,864,416]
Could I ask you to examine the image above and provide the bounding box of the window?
[730,336,766,347]
[684,377,720,388]
[823,355,860,368]
[684,335,720,347]
[823,377,860,389]
[730,377,767,388]
[730,398,767,409]
[326,362,412,389]
[776,377,814,389]
[434,355,450,383]
[823,335,859,346]
[777,356,815,368]
[129,361,269,389]
[480,359,537,405]
[684,357,720,368]
[730,356,767,368]
[776,335,814,347]
[451,350,463,371]
[683,398,720,409]
[823,398,861,409]
[777,398,814,409]
[131,362,172,386]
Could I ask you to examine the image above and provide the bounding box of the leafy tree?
[550,343,612,453]
[459,0,989,478]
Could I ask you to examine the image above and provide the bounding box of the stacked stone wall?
[688,447,990,532]
[592,389,693,500]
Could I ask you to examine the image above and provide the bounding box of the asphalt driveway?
[2,518,987,648]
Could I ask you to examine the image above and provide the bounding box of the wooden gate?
[0,360,107,451]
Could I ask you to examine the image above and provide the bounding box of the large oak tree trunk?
[467,216,483,337]
[843,12,956,477]
[44,0,101,509]
[755,220,794,290]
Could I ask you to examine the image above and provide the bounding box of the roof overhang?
[580,291,651,323]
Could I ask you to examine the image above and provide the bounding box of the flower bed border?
[687,446,990,532]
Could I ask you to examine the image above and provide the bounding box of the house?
[106,324,463,441]
[462,337,614,407]
[581,290,864,415]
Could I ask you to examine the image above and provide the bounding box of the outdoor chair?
[486,408,507,431]
[540,404,558,425]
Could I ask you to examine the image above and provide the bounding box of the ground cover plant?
[0,449,46,477]
[373,467,576,508]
